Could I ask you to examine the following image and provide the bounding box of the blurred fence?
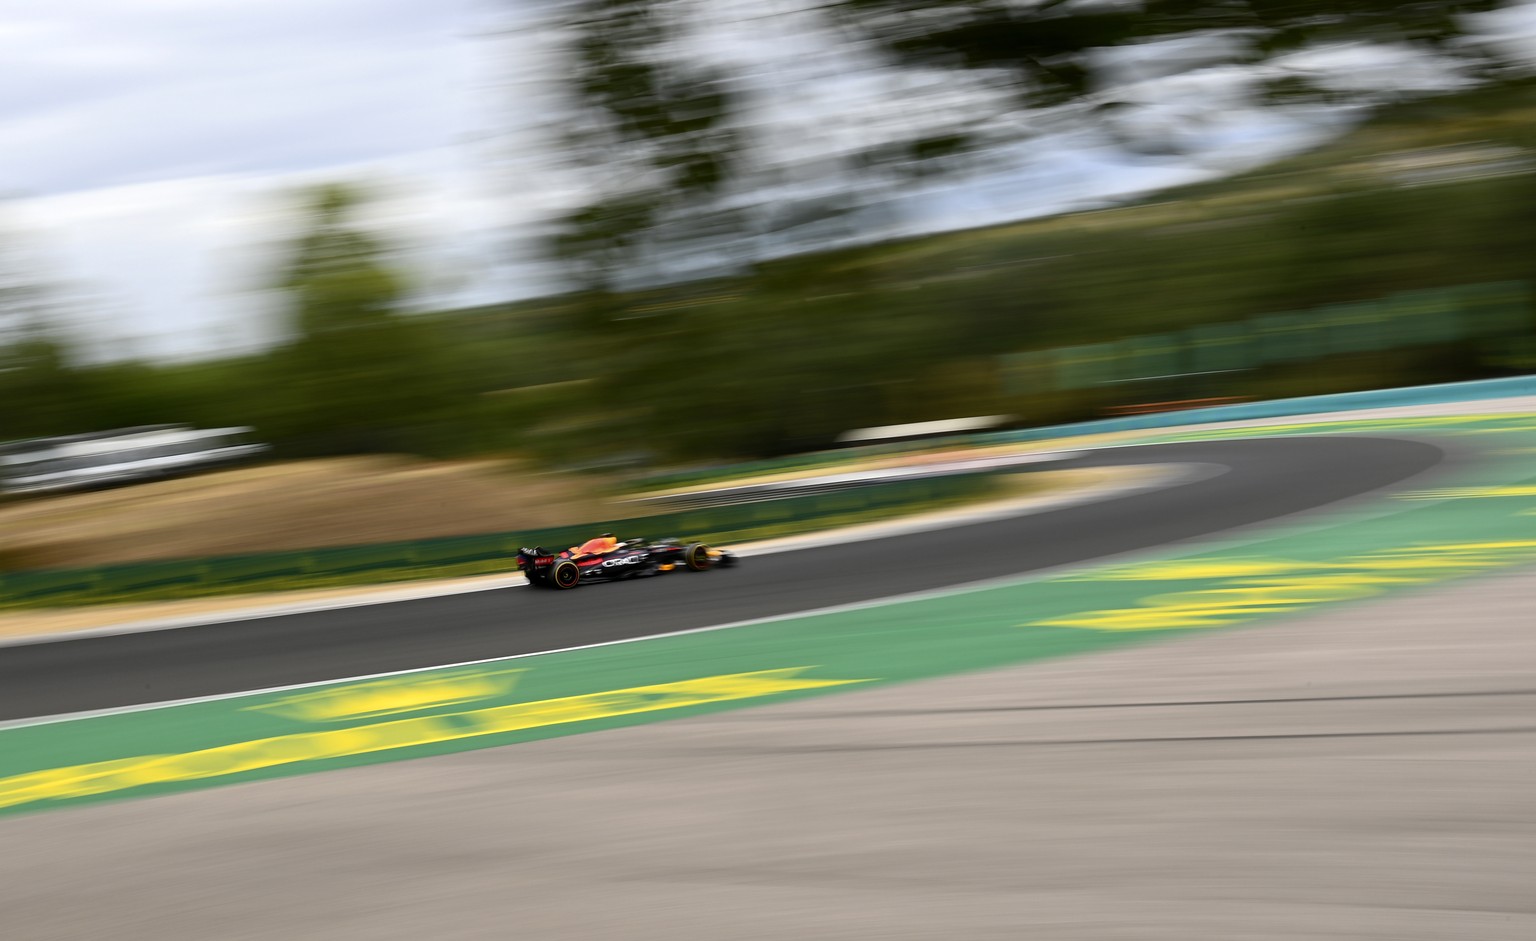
[638,372,1536,494]
[0,473,994,608]
[1000,281,1533,394]
[987,373,1536,444]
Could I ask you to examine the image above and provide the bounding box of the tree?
[538,0,1510,292]
[265,185,464,455]
[516,0,1523,460]
[546,0,745,296]
[0,331,83,441]
[0,222,91,441]
[279,185,404,337]
[833,0,1507,82]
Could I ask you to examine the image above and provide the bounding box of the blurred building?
[0,425,266,496]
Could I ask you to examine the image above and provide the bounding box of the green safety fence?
[1001,280,1533,394]
[616,282,1532,493]
[0,473,996,608]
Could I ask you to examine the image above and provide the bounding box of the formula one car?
[517,533,737,589]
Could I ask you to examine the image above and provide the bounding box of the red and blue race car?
[517,533,737,590]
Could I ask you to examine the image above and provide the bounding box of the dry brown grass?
[0,457,623,570]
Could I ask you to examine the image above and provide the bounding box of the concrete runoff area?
[3,566,1533,940]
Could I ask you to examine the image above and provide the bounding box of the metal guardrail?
[1000,281,1533,393]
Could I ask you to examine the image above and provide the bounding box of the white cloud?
[1088,30,1260,88]
[0,0,494,195]
[1268,41,1476,96]
[1465,1,1536,70]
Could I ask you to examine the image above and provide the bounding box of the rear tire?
[684,543,713,572]
[550,559,582,589]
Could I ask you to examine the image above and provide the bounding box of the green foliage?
[550,0,743,292]
[0,186,569,463]
[544,0,1512,297]
[253,185,476,456]
[5,84,1536,472]
[518,82,1536,456]
[0,333,86,440]
[836,0,1505,83]
[0,228,84,440]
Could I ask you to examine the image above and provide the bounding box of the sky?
[2,0,494,194]
[4,0,1536,361]
[3,0,519,359]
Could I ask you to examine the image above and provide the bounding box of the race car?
[517,533,737,589]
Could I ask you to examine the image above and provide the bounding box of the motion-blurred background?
[4,0,1536,546]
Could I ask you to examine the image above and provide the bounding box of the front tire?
[550,559,582,589]
[684,543,713,572]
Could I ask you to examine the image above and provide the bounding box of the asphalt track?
[0,435,1451,721]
